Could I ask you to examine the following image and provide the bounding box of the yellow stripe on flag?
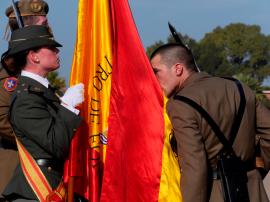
[158,98,182,202]
[68,0,113,200]
[70,0,113,164]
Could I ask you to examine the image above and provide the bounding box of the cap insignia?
[30,2,43,13]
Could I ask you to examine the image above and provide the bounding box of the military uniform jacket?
[0,66,18,197]
[167,72,270,202]
[0,66,17,143]
[3,76,82,200]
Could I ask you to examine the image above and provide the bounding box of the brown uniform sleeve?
[256,100,270,169]
[0,81,15,143]
[167,99,208,202]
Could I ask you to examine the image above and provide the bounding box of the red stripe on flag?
[101,0,165,201]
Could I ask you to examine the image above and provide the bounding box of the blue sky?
[0,0,269,83]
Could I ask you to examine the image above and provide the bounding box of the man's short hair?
[150,43,197,72]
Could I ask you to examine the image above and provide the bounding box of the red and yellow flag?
[66,0,112,201]
[66,0,182,201]
[101,0,181,201]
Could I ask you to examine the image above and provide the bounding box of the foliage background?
[146,23,270,107]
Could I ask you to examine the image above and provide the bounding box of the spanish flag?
[67,0,182,201]
[67,0,112,201]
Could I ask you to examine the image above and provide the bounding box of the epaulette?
[28,85,44,95]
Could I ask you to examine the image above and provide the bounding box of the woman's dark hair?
[1,50,28,75]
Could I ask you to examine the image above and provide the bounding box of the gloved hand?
[61,83,84,107]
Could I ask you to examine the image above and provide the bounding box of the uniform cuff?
[61,102,80,115]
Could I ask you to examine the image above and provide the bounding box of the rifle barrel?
[11,0,23,28]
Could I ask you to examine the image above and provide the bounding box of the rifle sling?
[173,78,246,151]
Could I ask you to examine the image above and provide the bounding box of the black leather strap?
[173,78,246,151]
[174,95,232,150]
[227,79,246,145]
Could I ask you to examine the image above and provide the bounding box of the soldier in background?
[5,0,48,31]
[0,0,49,200]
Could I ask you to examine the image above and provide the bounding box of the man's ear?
[174,63,184,76]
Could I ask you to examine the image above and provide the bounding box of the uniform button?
[48,166,52,171]
[73,129,77,132]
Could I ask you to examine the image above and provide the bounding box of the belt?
[0,138,17,150]
[212,159,255,180]
[35,158,63,173]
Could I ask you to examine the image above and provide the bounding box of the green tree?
[146,40,164,57]
[47,71,66,95]
[146,32,198,58]
[146,23,270,103]
[147,23,270,84]
[197,23,270,84]
[234,73,270,108]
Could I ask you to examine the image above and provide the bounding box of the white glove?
[61,83,84,107]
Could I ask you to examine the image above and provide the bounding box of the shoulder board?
[28,85,45,95]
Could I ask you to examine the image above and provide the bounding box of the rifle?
[168,22,200,72]
[11,0,24,28]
